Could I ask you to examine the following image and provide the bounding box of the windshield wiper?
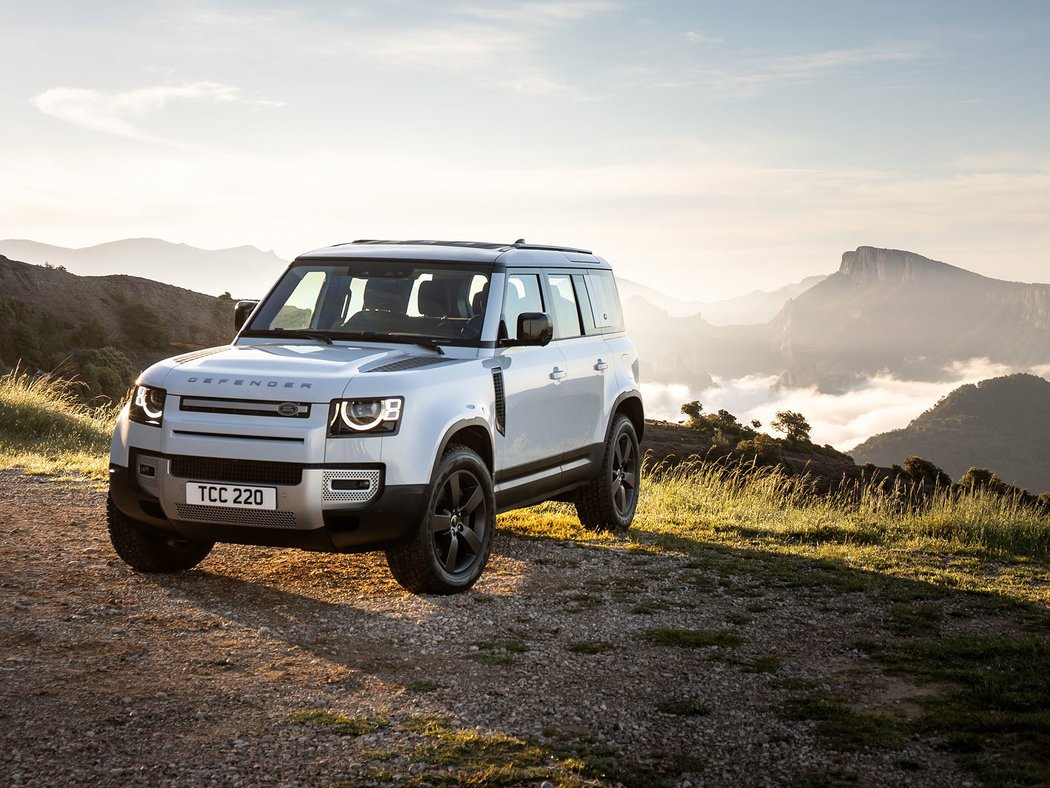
[385,335,446,355]
[261,328,334,345]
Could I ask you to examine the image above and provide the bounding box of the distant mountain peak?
[838,246,984,286]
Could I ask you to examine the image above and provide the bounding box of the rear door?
[542,271,608,461]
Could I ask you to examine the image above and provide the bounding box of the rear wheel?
[386,446,495,594]
[107,496,213,572]
[575,414,641,533]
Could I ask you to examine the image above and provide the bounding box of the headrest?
[418,279,449,318]
[363,278,408,312]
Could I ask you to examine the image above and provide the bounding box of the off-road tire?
[575,414,640,533]
[386,446,495,595]
[107,496,214,572]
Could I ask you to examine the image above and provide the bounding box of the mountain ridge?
[0,238,287,299]
[851,373,1050,494]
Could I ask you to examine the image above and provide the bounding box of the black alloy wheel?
[575,414,641,532]
[430,468,488,576]
[610,429,639,519]
[386,446,495,594]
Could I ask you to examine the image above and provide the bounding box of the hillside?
[0,238,287,299]
[0,254,235,397]
[851,373,1050,494]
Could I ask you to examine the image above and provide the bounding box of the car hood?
[144,342,422,401]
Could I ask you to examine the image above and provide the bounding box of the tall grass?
[639,460,1050,561]
[0,367,117,480]
[502,457,1049,605]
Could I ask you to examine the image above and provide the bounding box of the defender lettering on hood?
[185,377,313,389]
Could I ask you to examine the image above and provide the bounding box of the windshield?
[243,262,491,346]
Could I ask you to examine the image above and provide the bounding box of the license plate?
[186,482,277,510]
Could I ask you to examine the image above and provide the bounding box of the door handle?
[594,359,609,372]
[550,367,567,381]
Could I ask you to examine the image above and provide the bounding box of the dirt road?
[0,470,965,786]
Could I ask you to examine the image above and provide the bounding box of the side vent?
[492,369,506,436]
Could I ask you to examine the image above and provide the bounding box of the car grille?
[169,456,303,486]
[174,503,297,528]
[178,397,310,418]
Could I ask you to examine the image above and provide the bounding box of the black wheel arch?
[432,418,495,479]
[608,391,645,442]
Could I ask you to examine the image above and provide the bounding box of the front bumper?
[108,452,429,553]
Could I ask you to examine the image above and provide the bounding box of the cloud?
[685,30,723,45]
[31,82,282,144]
[456,1,619,26]
[495,73,587,99]
[641,358,1048,451]
[652,45,923,96]
[368,26,530,68]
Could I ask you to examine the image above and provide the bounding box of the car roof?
[294,239,610,269]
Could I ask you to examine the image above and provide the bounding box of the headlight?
[129,385,166,427]
[329,397,403,436]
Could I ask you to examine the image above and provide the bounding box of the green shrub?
[737,433,783,464]
[903,455,951,486]
[78,346,136,403]
[121,302,169,350]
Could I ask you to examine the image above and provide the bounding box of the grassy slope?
[3,372,1049,783]
[0,368,115,481]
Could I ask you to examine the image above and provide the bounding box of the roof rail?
[349,239,511,250]
[338,239,594,254]
[512,240,593,254]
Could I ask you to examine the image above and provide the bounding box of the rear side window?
[585,270,624,332]
[545,274,583,339]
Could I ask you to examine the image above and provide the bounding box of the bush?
[121,302,169,350]
[77,320,109,348]
[903,455,952,486]
[78,346,136,403]
[737,433,783,465]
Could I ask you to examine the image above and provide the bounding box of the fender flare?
[606,390,645,443]
[430,417,496,480]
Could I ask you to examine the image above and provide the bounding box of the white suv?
[108,240,643,593]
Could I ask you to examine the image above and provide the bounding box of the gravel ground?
[0,470,970,787]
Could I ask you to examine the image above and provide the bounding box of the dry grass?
[0,367,117,481]
[502,459,1050,605]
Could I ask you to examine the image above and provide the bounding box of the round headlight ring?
[340,400,384,431]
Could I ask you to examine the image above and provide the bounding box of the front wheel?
[107,496,213,572]
[575,414,641,533]
[386,446,495,594]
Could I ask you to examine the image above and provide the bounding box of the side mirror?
[503,312,553,347]
[234,300,259,331]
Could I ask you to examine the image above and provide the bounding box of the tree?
[680,401,703,429]
[771,410,811,443]
[959,467,1003,492]
[902,455,951,486]
[712,409,740,431]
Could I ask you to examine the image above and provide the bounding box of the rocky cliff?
[768,247,1050,390]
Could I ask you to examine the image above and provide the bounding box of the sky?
[2,1,1049,299]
